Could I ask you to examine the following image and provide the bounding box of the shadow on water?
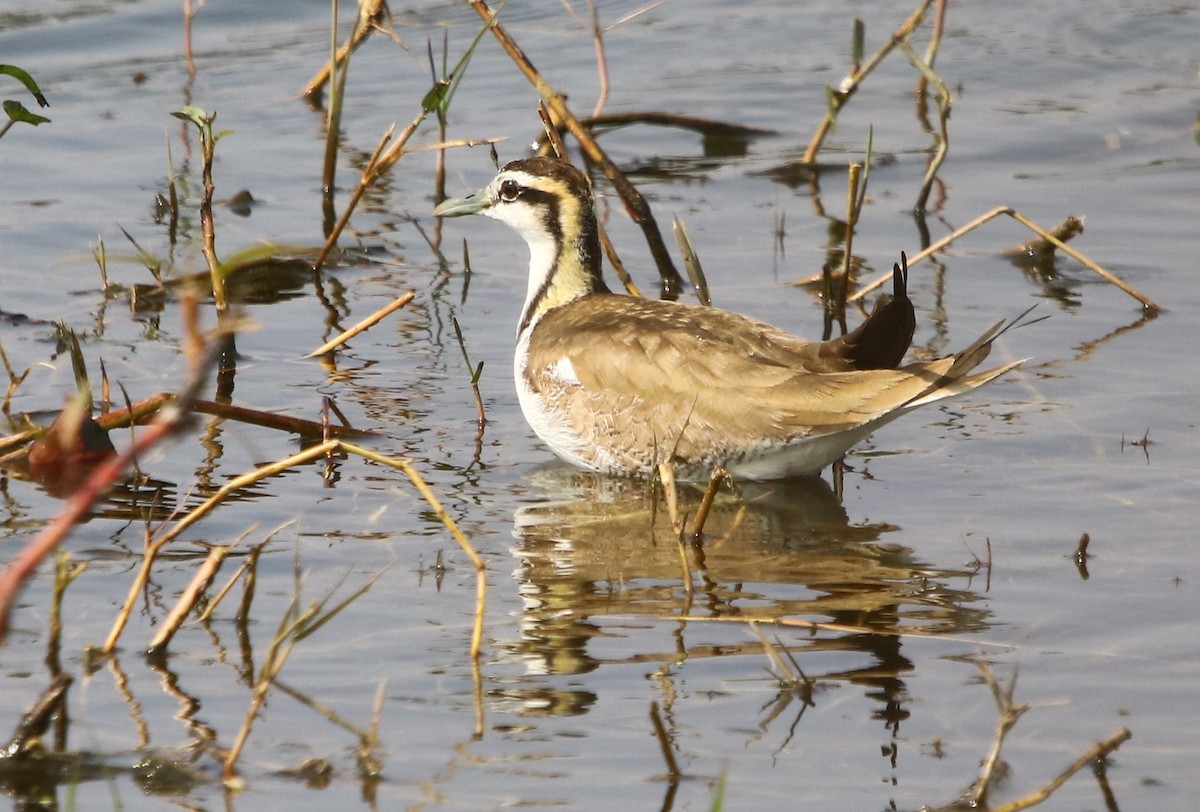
[496,467,991,725]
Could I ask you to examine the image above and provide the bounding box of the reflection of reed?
[498,466,991,719]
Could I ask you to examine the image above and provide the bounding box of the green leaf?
[421,78,452,114]
[422,6,500,115]
[170,105,213,128]
[0,64,49,107]
[3,100,50,126]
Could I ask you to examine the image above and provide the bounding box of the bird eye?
[498,179,522,202]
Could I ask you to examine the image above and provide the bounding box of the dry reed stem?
[899,38,951,213]
[989,727,1131,812]
[198,534,260,621]
[0,329,218,642]
[99,440,340,655]
[305,291,416,357]
[689,466,727,540]
[970,662,1029,808]
[563,0,671,119]
[656,462,694,603]
[846,206,1162,312]
[99,438,485,663]
[198,525,287,622]
[191,397,367,438]
[748,622,811,688]
[961,661,1132,811]
[1005,216,1086,259]
[0,391,363,469]
[313,123,396,273]
[183,0,198,79]
[597,218,641,296]
[145,545,229,657]
[918,0,947,87]
[339,441,486,660]
[537,101,568,159]
[302,0,391,102]
[467,0,683,293]
[802,0,935,164]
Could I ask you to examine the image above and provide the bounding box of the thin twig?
[145,545,229,658]
[689,466,727,540]
[990,728,1131,812]
[305,291,416,357]
[802,0,935,164]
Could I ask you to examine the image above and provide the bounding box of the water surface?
[1,1,1198,809]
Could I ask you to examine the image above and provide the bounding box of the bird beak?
[433,188,492,218]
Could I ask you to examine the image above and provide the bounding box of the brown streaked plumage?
[434,156,1026,480]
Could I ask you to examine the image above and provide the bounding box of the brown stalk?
[689,466,727,540]
[313,123,397,273]
[99,437,485,662]
[846,205,1162,312]
[969,663,1030,809]
[339,441,486,661]
[990,728,1131,812]
[145,545,229,658]
[198,526,287,622]
[656,462,693,604]
[302,0,391,103]
[99,440,341,656]
[467,0,683,294]
[802,0,935,164]
[916,0,947,96]
[899,39,950,213]
[183,0,199,78]
[191,397,367,438]
[305,291,416,357]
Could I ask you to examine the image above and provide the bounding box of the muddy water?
[2,1,1198,809]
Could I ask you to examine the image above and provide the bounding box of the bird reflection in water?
[493,466,992,734]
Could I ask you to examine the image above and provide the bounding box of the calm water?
[2,0,1198,809]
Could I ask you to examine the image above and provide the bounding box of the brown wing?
[524,294,948,466]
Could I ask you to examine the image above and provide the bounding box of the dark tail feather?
[843,252,917,370]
